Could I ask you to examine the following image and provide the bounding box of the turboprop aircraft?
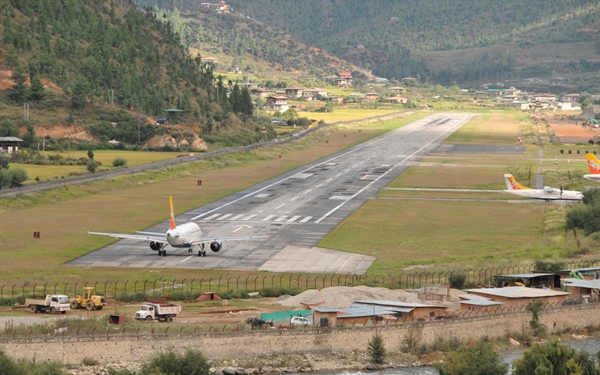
[89,196,267,256]
[584,153,600,182]
[503,174,584,202]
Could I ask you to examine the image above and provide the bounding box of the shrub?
[140,349,210,375]
[367,333,386,364]
[112,158,127,167]
[86,159,101,173]
[448,273,467,289]
[83,357,99,366]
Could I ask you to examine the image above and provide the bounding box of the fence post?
[114,280,119,299]
[124,280,128,297]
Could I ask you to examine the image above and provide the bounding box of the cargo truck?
[26,295,70,314]
[134,302,181,322]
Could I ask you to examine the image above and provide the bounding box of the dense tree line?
[566,188,600,236]
[1,0,273,149]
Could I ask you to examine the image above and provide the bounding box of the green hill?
[221,0,600,91]
[0,0,273,150]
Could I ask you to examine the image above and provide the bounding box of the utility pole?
[24,103,29,121]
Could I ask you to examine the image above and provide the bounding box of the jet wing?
[88,231,167,243]
[190,235,268,245]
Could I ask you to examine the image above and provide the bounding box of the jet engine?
[150,241,162,251]
[210,241,222,252]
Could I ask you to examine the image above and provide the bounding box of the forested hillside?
[0,0,270,149]
[142,7,361,78]
[148,0,600,91]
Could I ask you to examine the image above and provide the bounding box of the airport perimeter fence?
[1,299,598,339]
[2,259,599,302]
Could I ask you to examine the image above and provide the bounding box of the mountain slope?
[0,0,274,148]
[224,0,600,89]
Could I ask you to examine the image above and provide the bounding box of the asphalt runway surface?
[67,114,473,274]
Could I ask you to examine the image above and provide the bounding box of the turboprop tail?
[587,153,600,175]
[503,174,531,190]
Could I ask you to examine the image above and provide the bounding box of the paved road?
[67,114,473,274]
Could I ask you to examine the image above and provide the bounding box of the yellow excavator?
[70,287,107,311]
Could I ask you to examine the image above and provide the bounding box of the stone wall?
[1,304,597,365]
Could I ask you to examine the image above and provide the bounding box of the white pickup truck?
[26,295,70,314]
[134,302,181,322]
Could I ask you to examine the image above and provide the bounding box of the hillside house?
[565,93,580,102]
[336,71,353,87]
[266,96,289,112]
[250,88,271,98]
[200,1,232,13]
[389,87,405,94]
[302,88,328,99]
[201,57,218,67]
[534,93,557,102]
[285,86,303,99]
[324,95,344,103]
[346,93,366,102]
[0,137,23,154]
[385,96,408,104]
[365,92,379,101]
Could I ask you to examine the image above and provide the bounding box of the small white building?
[266,96,289,112]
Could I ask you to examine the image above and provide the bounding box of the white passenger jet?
[89,197,267,256]
[584,153,600,182]
[503,174,584,202]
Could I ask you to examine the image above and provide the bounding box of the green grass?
[318,199,559,270]
[0,113,419,285]
[1,109,598,289]
[12,150,188,181]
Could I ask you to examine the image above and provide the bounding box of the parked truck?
[134,302,181,322]
[26,295,70,314]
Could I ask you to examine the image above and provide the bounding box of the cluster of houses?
[476,87,582,111]
[242,72,411,113]
[286,266,599,327]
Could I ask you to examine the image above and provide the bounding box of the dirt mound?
[35,125,95,142]
[144,133,207,150]
[278,286,425,309]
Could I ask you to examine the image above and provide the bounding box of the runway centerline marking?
[180,256,193,263]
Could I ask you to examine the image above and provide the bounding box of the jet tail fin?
[586,153,600,174]
[504,174,530,190]
[169,196,177,230]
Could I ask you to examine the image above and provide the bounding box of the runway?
[67,114,473,274]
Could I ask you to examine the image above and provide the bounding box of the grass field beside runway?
[319,110,599,270]
[378,190,507,200]
[0,112,424,284]
[388,166,508,190]
[318,199,568,270]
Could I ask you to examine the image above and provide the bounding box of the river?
[285,338,600,375]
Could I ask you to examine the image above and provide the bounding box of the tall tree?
[27,72,46,104]
[240,86,254,118]
[8,64,28,104]
[71,75,90,109]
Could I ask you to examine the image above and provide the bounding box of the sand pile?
[277,286,424,309]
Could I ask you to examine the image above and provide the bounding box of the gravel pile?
[277,286,424,309]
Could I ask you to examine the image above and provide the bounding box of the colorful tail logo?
[587,154,600,174]
[169,196,177,230]
[504,174,530,190]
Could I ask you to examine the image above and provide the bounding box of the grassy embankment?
[0,111,425,287]
[318,110,599,271]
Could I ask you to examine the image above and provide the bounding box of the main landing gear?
[158,249,167,256]
[197,243,206,257]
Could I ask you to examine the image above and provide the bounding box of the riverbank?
[61,333,600,375]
